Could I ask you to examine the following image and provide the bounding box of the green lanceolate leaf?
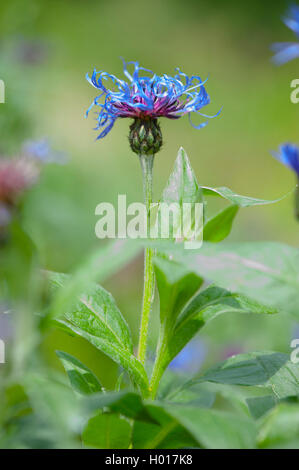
[56,318,148,395]
[154,257,203,326]
[258,403,299,449]
[132,401,256,449]
[164,382,216,408]
[160,286,276,374]
[162,147,202,206]
[153,147,203,245]
[51,274,149,395]
[51,272,133,350]
[201,184,288,242]
[196,352,289,386]
[83,391,155,423]
[191,351,299,401]
[150,255,202,399]
[203,204,239,242]
[151,240,299,318]
[132,404,197,449]
[82,413,131,449]
[132,419,197,449]
[56,351,103,395]
[246,396,276,419]
[171,241,299,318]
[49,239,141,319]
[84,391,256,449]
[160,404,257,449]
[202,186,288,207]
[266,357,299,399]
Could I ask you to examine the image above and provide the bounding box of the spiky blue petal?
[272,5,299,65]
[86,59,220,139]
[272,143,299,176]
[271,42,299,65]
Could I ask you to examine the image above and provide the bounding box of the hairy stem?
[149,320,168,399]
[137,154,155,365]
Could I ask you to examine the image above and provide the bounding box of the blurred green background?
[1,0,298,388]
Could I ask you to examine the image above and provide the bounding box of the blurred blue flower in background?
[22,138,67,165]
[86,59,220,140]
[169,338,207,374]
[272,143,299,177]
[272,5,299,65]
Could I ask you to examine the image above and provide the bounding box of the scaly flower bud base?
[129,118,162,155]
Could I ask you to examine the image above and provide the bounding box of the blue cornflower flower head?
[22,138,67,165]
[272,4,299,65]
[86,59,220,154]
[272,143,299,177]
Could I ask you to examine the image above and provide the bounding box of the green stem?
[137,154,155,365]
[144,420,177,449]
[149,321,168,399]
[11,303,37,378]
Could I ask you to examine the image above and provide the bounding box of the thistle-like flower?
[85,61,220,369]
[272,143,299,219]
[86,60,219,154]
[272,5,299,65]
